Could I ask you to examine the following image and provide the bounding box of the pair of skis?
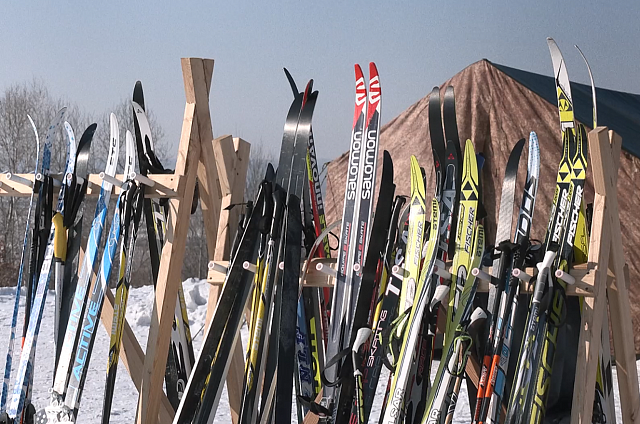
[321,62,381,424]
[1,110,97,424]
[174,71,319,424]
[505,38,613,423]
[473,133,540,424]
[36,116,137,424]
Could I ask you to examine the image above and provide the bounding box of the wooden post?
[136,59,211,424]
[100,289,175,424]
[202,135,250,424]
[571,127,640,423]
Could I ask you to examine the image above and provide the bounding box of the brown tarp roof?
[323,59,640,352]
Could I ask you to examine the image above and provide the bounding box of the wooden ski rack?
[125,57,251,424]
[0,58,251,424]
[3,59,637,424]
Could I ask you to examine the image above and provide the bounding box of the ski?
[274,83,318,422]
[101,182,143,424]
[381,192,440,424]
[54,131,134,423]
[428,87,445,198]
[172,184,267,424]
[45,114,119,414]
[474,138,526,422]
[447,138,482,338]
[482,132,540,424]
[56,123,97,371]
[273,194,304,423]
[357,196,406,421]
[52,121,77,367]
[6,108,73,420]
[238,80,306,424]
[322,63,369,418]
[421,224,485,423]
[0,116,40,414]
[333,151,394,424]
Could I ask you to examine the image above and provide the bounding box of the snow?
[0,280,635,423]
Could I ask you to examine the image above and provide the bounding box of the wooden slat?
[207,257,335,288]
[601,131,640,423]
[200,134,250,424]
[0,173,177,197]
[207,259,602,297]
[100,289,175,424]
[572,127,612,424]
[136,99,201,424]
[204,135,239,327]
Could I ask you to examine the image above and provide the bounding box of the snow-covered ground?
[0,280,635,423]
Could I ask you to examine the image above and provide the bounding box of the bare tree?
[0,80,277,286]
[245,141,275,202]
[0,81,89,284]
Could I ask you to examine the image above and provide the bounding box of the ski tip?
[353,65,367,127]
[369,62,378,78]
[283,67,299,96]
[367,66,381,125]
[303,79,314,104]
[85,122,98,135]
[445,85,455,97]
[354,63,364,78]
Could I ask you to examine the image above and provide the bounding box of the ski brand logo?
[360,130,377,200]
[413,221,424,266]
[73,298,101,382]
[309,316,322,389]
[307,137,326,215]
[517,185,536,237]
[346,132,362,200]
[388,388,405,419]
[565,185,583,247]
[355,77,367,106]
[426,408,441,424]
[464,207,475,253]
[369,76,381,105]
[552,188,569,243]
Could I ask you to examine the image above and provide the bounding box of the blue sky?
[1,1,638,164]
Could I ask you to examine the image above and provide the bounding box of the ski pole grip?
[472,267,492,283]
[6,172,34,189]
[208,261,228,275]
[316,262,337,279]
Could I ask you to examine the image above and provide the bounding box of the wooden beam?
[601,131,640,423]
[204,135,241,327]
[572,127,613,424]
[0,173,178,197]
[207,259,605,297]
[204,136,250,424]
[136,98,201,424]
[100,289,175,424]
